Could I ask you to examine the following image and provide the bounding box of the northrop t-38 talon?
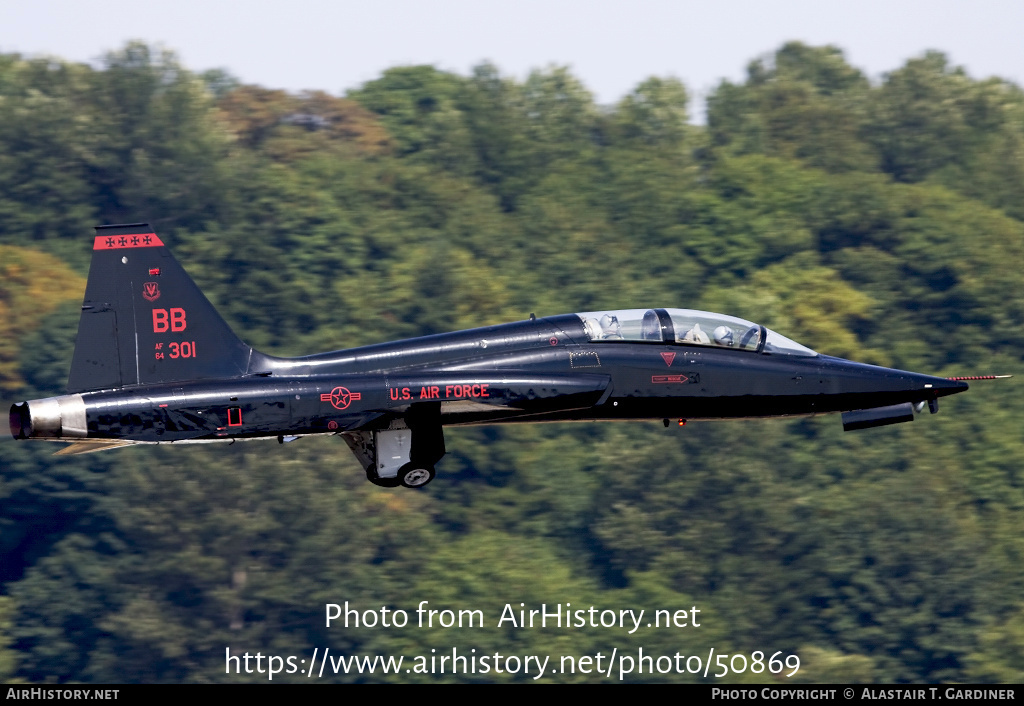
[10,223,998,488]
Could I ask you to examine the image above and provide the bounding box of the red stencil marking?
[321,387,361,410]
[93,233,163,250]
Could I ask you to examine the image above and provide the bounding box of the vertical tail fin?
[67,224,255,392]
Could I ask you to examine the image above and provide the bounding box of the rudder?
[67,223,255,392]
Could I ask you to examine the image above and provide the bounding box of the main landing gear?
[365,463,436,489]
[345,405,445,490]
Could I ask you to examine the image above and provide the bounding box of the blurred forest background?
[1,41,1023,683]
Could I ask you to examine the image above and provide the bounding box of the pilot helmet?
[599,314,621,334]
[713,326,735,346]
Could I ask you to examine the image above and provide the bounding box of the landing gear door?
[375,425,412,479]
[341,431,376,474]
[340,423,412,480]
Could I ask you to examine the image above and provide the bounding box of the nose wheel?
[399,463,436,488]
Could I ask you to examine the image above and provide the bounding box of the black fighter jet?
[10,223,994,488]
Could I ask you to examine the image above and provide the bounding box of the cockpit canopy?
[575,308,817,356]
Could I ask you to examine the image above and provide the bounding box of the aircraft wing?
[53,440,137,455]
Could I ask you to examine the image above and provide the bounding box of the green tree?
[707,43,874,172]
[85,42,232,229]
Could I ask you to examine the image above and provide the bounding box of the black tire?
[399,463,435,489]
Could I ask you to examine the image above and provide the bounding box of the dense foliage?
[1,41,1022,683]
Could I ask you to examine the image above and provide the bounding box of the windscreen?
[575,308,817,356]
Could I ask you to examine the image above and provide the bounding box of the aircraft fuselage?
[11,314,966,445]
[9,224,976,488]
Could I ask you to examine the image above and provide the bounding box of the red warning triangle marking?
[660,352,676,366]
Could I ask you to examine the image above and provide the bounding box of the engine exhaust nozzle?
[9,395,88,440]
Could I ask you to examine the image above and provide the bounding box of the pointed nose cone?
[816,356,969,408]
[880,365,971,396]
[925,375,970,396]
